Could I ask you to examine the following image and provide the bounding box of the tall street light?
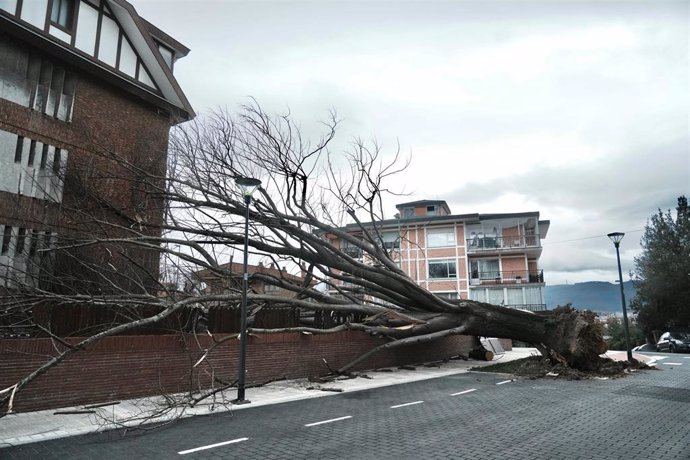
[233,176,262,404]
[607,232,633,362]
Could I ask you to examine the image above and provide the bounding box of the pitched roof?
[0,0,195,122]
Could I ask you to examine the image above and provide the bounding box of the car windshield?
[671,332,689,340]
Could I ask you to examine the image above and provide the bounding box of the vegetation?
[604,316,645,351]
[1,105,609,413]
[631,196,690,340]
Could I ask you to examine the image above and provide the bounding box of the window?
[51,0,75,30]
[40,144,49,169]
[0,0,17,15]
[427,205,436,216]
[52,148,61,173]
[524,287,542,305]
[158,43,174,69]
[28,230,39,257]
[436,292,458,300]
[381,231,400,249]
[488,288,504,305]
[402,207,414,218]
[16,228,26,254]
[14,136,23,163]
[27,140,36,166]
[428,259,456,279]
[470,259,500,280]
[470,289,486,302]
[427,227,455,248]
[342,240,362,258]
[1,226,11,255]
[264,283,279,293]
[506,288,523,305]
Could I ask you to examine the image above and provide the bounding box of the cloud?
[131,0,689,284]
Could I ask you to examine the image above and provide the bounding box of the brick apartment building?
[0,0,194,291]
[329,200,550,311]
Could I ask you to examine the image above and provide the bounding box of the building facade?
[330,200,549,311]
[0,0,194,290]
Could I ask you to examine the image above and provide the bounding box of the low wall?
[0,332,510,413]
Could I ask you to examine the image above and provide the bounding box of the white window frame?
[381,231,400,249]
[428,258,457,279]
[427,227,456,248]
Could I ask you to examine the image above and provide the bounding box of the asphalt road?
[2,354,689,460]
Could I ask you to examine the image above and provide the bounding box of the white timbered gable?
[0,0,193,119]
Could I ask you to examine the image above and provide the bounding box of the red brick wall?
[0,332,489,413]
[0,40,172,289]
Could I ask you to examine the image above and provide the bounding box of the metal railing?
[466,234,540,251]
[505,304,547,312]
[469,270,544,286]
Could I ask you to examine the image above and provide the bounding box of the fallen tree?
[0,103,607,413]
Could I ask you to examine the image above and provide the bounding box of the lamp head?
[235,177,262,197]
[607,232,625,245]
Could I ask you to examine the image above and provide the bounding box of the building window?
[436,292,458,300]
[27,54,75,122]
[427,205,436,216]
[1,226,12,255]
[14,136,23,163]
[428,259,457,279]
[342,240,362,258]
[27,140,36,166]
[402,207,414,218]
[157,43,175,69]
[506,287,523,305]
[40,144,49,169]
[470,259,500,280]
[427,227,455,248]
[264,283,279,293]
[52,148,61,173]
[16,228,26,254]
[50,0,75,31]
[28,230,39,257]
[381,231,400,249]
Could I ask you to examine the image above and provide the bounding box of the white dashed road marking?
[390,401,424,409]
[451,389,477,396]
[178,437,248,455]
[496,380,514,385]
[304,416,352,427]
[662,362,683,366]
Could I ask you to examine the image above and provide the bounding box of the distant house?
[194,262,313,297]
[326,200,549,311]
[193,262,318,330]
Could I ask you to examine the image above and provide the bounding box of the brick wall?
[0,37,171,291]
[0,332,506,413]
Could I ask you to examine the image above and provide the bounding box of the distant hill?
[545,281,636,313]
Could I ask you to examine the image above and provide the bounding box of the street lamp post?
[233,176,262,404]
[607,232,633,362]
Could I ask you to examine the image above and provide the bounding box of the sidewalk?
[0,348,650,448]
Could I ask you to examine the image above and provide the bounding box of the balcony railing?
[469,270,544,286]
[505,303,547,312]
[466,235,540,251]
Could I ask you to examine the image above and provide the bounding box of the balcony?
[466,235,540,252]
[469,269,544,286]
[505,304,547,312]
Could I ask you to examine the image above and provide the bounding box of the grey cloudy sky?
[133,0,689,285]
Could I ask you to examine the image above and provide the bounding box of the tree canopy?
[2,105,610,413]
[631,196,690,336]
